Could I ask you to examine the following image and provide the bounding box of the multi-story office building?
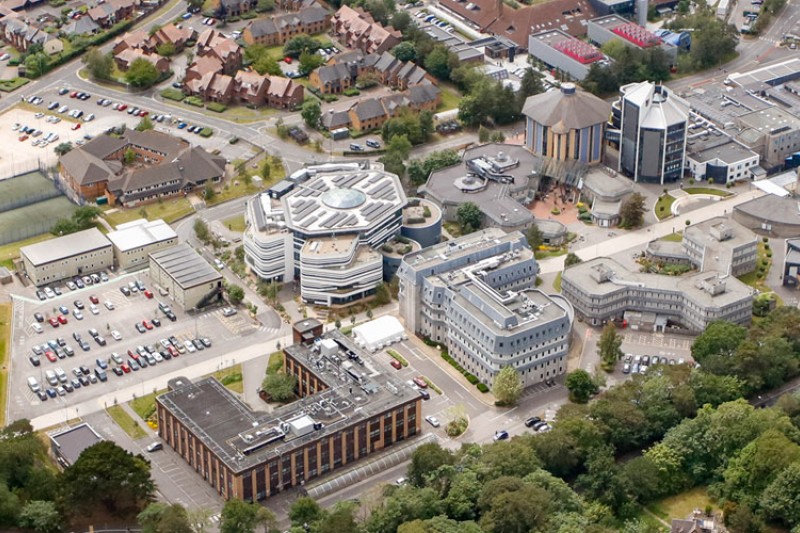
[612,81,689,184]
[398,228,574,388]
[561,257,753,333]
[243,162,408,306]
[156,325,422,501]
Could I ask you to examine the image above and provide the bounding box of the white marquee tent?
[352,316,407,352]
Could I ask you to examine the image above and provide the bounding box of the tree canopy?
[492,367,523,406]
[125,58,160,88]
[457,202,483,234]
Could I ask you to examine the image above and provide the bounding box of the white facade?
[106,218,178,270]
[21,228,113,287]
[352,316,407,352]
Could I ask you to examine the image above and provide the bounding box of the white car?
[104,300,114,310]
[89,304,99,315]
[184,340,197,353]
[425,415,440,427]
[32,323,43,334]
[110,330,122,341]
[73,310,83,320]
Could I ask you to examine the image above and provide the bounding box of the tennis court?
[0,196,76,245]
[0,170,59,213]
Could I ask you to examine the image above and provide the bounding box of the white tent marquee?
[353,316,407,352]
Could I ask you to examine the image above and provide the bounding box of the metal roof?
[21,228,111,266]
[106,219,177,252]
[149,243,222,289]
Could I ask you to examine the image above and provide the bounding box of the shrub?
[227,15,241,22]
[477,383,489,393]
[160,88,184,101]
[767,250,773,258]
[184,96,204,107]
[207,102,227,113]
[551,207,561,215]
[343,88,361,96]
[199,127,213,138]
[386,349,408,367]
[466,374,479,385]
[241,11,257,19]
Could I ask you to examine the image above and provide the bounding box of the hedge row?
[207,102,227,113]
[184,96,204,107]
[386,349,408,367]
[441,350,481,387]
[199,127,214,138]
[160,88,185,101]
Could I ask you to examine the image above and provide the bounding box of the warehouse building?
[20,227,113,287]
[106,218,178,270]
[398,228,574,388]
[156,325,422,501]
[148,243,223,310]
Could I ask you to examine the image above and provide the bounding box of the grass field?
[102,198,194,227]
[0,78,30,92]
[0,303,10,426]
[107,405,148,440]
[648,486,716,522]
[0,196,76,246]
[207,181,264,206]
[655,194,676,220]
[212,364,244,393]
[0,232,54,270]
[0,171,59,211]
[683,187,731,197]
[661,232,683,242]
[553,272,562,292]
[222,214,246,233]
[738,240,772,292]
[130,390,165,421]
[437,88,461,112]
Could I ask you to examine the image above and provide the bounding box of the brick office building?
[156,325,422,501]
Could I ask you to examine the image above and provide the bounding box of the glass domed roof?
[321,188,367,209]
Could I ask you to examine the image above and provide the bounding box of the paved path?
[538,189,765,275]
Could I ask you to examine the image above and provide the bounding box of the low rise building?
[528,30,604,81]
[20,228,113,287]
[148,243,223,310]
[685,137,760,184]
[587,15,678,63]
[332,5,400,54]
[579,167,633,226]
[398,228,574,388]
[561,257,753,333]
[106,218,178,270]
[243,6,331,46]
[734,107,800,172]
[49,423,103,469]
[156,325,422,501]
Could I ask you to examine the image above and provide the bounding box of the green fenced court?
[0,196,76,245]
[0,171,60,213]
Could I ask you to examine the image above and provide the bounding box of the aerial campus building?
[243,162,441,306]
[397,228,574,388]
[561,257,754,333]
[156,325,422,501]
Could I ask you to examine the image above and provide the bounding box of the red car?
[143,290,153,299]
[57,315,68,325]
[121,363,131,373]
[142,320,153,330]
[70,91,78,98]
[139,110,148,117]
[118,104,128,111]
[45,350,57,363]
[390,359,402,370]
[89,295,99,304]
[48,317,59,327]
[71,123,80,130]
[413,376,428,389]
[168,345,179,357]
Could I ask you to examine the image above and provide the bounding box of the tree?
[283,34,321,58]
[407,149,461,186]
[379,134,413,177]
[424,45,455,80]
[194,219,210,243]
[390,10,411,31]
[517,67,544,109]
[527,224,543,250]
[492,366,523,406]
[82,48,114,80]
[123,147,137,165]
[125,58,160,88]
[619,192,646,228]
[72,206,101,229]
[138,502,193,533]
[256,0,275,11]
[299,50,324,74]
[374,282,391,305]
[301,100,322,129]
[457,202,483,233]
[408,442,455,487]
[480,484,551,533]
[219,500,261,533]
[187,506,215,533]
[18,500,61,533]
[245,44,282,76]
[135,115,154,131]
[565,252,582,267]
[565,369,598,404]
[156,42,176,57]
[597,323,623,372]
[61,441,155,513]
[691,321,747,365]
[761,462,800,527]
[392,41,417,62]
[24,52,49,78]
[227,284,245,305]
[289,497,323,527]
[261,372,297,402]
[54,141,73,156]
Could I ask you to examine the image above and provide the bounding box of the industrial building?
[20,227,113,287]
[561,257,753,333]
[397,228,574,388]
[156,325,422,501]
[105,218,178,270]
[528,30,604,81]
[587,15,678,62]
[148,243,223,310]
[243,162,419,306]
[611,81,689,184]
[523,83,611,165]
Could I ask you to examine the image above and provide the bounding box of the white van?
[54,367,67,383]
[45,370,57,386]
[27,377,40,393]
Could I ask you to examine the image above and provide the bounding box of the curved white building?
[244,163,407,306]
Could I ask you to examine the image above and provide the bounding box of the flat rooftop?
[530,29,603,64]
[583,168,632,200]
[735,194,800,226]
[403,227,524,272]
[49,423,103,466]
[689,139,757,164]
[737,107,800,134]
[589,15,662,48]
[21,228,110,266]
[157,330,418,473]
[149,243,222,289]
[727,58,800,90]
[106,218,177,252]
[684,216,757,271]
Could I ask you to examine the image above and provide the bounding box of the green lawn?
[222,214,246,233]
[535,248,568,260]
[102,198,194,227]
[443,221,462,238]
[212,364,244,393]
[437,88,461,112]
[737,240,772,293]
[661,232,683,242]
[553,272,562,292]
[106,405,148,439]
[0,303,10,426]
[683,187,731,197]
[0,78,29,92]
[207,182,264,206]
[130,390,165,421]
[655,194,676,220]
[0,233,54,270]
[647,486,717,522]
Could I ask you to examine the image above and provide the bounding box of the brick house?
[332,5,400,54]
[210,0,255,17]
[242,6,330,46]
[265,76,304,109]
[87,0,136,28]
[151,23,197,52]
[114,47,170,73]
[309,50,433,94]
[320,84,440,132]
[196,28,242,74]
[1,15,63,53]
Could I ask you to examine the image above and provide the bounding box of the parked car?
[425,415,440,427]
[493,430,509,441]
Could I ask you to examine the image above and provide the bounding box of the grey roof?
[82,134,127,159]
[49,423,103,467]
[690,139,761,164]
[352,98,387,121]
[734,195,800,227]
[322,109,351,129]
[534,218,567,238]
[157,329,418,473]
[247,18,278,37]
[523,83,611,133]
[63,16,99,35]
[407,84,439,105]
[583,169,632,201]
[149,243,222,289]
[298,5,329,24]
[315,63,353,85]
[21,228,110,266]
[59,149,115,186]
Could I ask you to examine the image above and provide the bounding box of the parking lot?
[8,268,264,422]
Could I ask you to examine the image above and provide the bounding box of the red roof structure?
[553,38,603,64]
[611,23,661,48]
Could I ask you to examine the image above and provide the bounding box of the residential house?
[185,61,303,109]
[210,0,255,17]
[310,50,433,94]
[58,130,226,206]
[112,28,151,54]
[242,5,330,46]
[87,0,136,28]
[332,5,400,54]
[349,98,388,132]
[308,62,355,94]
[233,70,269,106]
[1,14,63,53]
[114,47,170,73]
[276,0,318,10]
[150,23,196,51]
[2,0,45,12]
[196,28,242,74]
[265,76,303,109]
[61,16,100,36]
[321,83,440,132]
